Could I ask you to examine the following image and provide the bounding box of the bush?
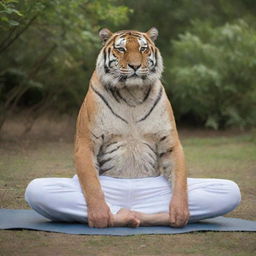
[0,0,131,113]
[169,19,256,129]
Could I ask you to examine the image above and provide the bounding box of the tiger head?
[96,28,163,88]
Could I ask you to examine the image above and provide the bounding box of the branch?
[0,15,38,54]
[7,44,57,114]
[28,43,57,77]
[0,26,18,49]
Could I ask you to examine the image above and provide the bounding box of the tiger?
[74,27,189,228]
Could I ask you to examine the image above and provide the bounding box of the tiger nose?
[128,64,141,71]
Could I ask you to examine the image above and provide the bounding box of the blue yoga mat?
[0,209,255,236]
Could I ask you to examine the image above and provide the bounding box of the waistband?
[73,174,166,183]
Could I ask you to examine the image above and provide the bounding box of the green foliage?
[169,20,256,129]
[1,0,256,130]
[0,0,23,28]
[0,0,131,114]
[0,68,45,107]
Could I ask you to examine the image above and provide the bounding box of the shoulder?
[76,72,100,132]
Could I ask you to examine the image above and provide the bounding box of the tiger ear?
[146,27,158,41]
[99,28,113,43]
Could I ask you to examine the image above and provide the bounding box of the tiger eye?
[116,47,125,52]
[140,47,147,52]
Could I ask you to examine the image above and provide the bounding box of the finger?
[108,213,114,227]
[97,218,109,228]
[97,221,108,228]
[169,221,177,227]
[170,214,185,227]
[95,223,103,228]
[88,219,94,228]
[174,215,189,227]
[93,219,103,228]
[175,219,185,227]
[171,220,184,227]
[181,213,189,226]
[184,215,189,225]
[169,212,176,226]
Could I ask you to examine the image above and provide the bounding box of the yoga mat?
[0,209,255,236]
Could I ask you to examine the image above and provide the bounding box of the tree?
[169,20,256,129]
[0,0,131,133]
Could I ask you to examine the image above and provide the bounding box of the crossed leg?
[24,175,241,227]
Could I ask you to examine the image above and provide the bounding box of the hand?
[169,194,189,227]
[87,201,114,228]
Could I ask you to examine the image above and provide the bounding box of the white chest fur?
[90,81,173,178]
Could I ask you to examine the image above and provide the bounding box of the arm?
[74,90,113,228]
[164,95,189,227]
[169,141,189,227]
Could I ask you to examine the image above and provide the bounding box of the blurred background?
[1,4,256,253]
[0,0,256,139]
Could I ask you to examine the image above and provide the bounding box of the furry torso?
[90,75,174,178]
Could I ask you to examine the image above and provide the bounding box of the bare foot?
[113,208,140,228]
[133,211,169,226]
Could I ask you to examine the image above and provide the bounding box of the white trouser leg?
[130,176,241,221]
[185,178,241,221]
[25,175,241,223]
[24,175,123,223]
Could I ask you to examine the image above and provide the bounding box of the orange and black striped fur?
[74,28,187,215]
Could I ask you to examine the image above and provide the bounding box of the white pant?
[24,175,241,223]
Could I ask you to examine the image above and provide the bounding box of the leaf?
[8,19,19,26]
[205,116,219,130]
[13,9,23,16]
[0,16,8,22]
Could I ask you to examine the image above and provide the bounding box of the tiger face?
[96,28,163,88]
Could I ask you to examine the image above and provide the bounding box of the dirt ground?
[0,117,255,256]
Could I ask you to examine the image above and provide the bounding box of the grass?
[0,129,256,256]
